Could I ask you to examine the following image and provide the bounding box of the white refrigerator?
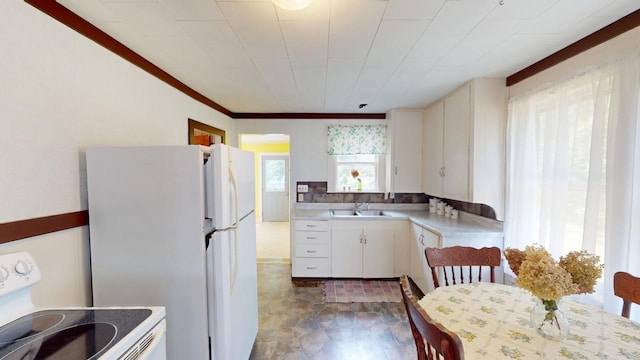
[86,144,258,360]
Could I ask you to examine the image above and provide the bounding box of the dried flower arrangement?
[350,169,362,191]
[504,245,604,301]
[504,245,604,339]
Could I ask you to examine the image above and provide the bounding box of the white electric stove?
[0,252,166,360]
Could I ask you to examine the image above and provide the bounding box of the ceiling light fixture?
[272,0,312,11]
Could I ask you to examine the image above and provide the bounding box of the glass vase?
[530,298,569,340]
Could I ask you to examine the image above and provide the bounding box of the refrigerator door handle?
[228,164,240,292]
[204,229,215,249]
[230,227,239,293]
[228,164,240,231]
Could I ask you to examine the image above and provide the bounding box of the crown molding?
[507,9,640,86]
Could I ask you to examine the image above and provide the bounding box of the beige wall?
[0,0,232,307]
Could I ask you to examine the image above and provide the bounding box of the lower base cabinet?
[292,216,503,284]
[331,220,394,278]
[410,223,439,293]
[292,220,330,277]
[409,222,504,294]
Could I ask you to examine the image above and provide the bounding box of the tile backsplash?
[295,181,498,220]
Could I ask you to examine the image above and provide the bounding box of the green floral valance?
[327,124,387,155]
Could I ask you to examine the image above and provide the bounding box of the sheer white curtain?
[505,52,640,318]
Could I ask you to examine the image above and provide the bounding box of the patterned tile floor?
[249,263,417,359]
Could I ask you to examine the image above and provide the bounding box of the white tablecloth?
[418,282,640,359]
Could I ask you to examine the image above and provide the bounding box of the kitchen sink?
[356,210,388,217]
[330,210,389,217]
[331,210,359,216]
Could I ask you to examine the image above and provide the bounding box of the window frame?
[327,154,386,193]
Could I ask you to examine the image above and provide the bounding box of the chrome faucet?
[354,202,368,211]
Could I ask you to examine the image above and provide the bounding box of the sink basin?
[330,210,389,217]
[331,210,358,216]
[356,210,389,217]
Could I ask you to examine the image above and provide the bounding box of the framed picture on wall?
[188,119,225,145]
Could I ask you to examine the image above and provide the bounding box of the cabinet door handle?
[306,236,316,240]
[442,166,446,177]
[395,166,398,175]
[364,235,367,244]
[306,250,317,254]
[306,224,316,228]
[306,266,317,270]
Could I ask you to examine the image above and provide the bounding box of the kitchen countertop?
[291,205,503,238]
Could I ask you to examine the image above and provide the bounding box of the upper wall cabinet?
[422,79,507,220]
[385,109,423,194]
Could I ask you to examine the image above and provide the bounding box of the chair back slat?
[425,246,501,289]
[400,276,464,360]
[614,271,640,318]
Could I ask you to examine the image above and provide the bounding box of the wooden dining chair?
[425,246,501,288]
[614,271,640,318]
[400,275,464,360]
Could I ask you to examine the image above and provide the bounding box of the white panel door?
[261,155,289,222]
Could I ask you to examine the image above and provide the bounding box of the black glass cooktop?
[0,309,151,360]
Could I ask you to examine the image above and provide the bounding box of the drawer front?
[294,220,329,232]
[294,231,330,244]
[293,258,330,277]
[295,244,329,258]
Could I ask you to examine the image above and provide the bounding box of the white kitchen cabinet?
[385,109,423,195]
[422,102,444,197]
[331,220,394,278]
[443,85,471,201]
[409,221,505,294]
[292,220,331,277]
[393,221,410,277]
[409,223,439,294]
[331,227,362,277]
[422,78,507,220]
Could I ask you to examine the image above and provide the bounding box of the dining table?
[417,282,640,359]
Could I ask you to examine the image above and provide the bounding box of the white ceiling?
[57,0,640,114]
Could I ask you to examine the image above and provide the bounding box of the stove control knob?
[0,266,8,283]
[14,260,33,276]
